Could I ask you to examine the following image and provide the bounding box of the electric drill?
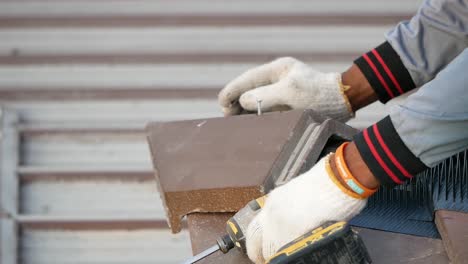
[182,196,371,264]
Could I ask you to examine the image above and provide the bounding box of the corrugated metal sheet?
[0,0,421,16]
[0,0,421,263]
[0,64,349,88]
[20,229,191,264]
[0,27,387,55]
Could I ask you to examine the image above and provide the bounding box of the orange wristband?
[324,155,364,200]
[335,142,378,198]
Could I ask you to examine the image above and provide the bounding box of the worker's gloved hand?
[245,156,367,264]
[218,57,353,121]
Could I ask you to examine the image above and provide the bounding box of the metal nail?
[257,99,262,116]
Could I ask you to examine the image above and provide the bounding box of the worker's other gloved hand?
[245,156,367,264]
[218,57,353,121]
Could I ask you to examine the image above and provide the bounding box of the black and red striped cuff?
[354,42,416,103]
[354,116,428,187]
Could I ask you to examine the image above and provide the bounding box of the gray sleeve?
[353,48,468,187]
[386,0,468,87]
[390,48,468,167]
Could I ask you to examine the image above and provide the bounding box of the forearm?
[347,0,468,106]
[334,49,468,189]
[340,46,412,112]
[341,64,378,112]
[330,142,380,191]
[332,64,384,188]
[353,49,468,187]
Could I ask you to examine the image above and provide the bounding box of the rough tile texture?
[147,110,307,232]
[187,213,251,264]
[435,210,468,264]
[163,187,262,233]
[147,110,358,233]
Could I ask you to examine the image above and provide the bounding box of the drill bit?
[181,245,220,264]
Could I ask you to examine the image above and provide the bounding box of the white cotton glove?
[218,57,354,121]
[245,156,367,264]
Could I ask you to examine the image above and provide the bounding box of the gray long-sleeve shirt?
[353,0,468,186]
[387,0,468,87]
